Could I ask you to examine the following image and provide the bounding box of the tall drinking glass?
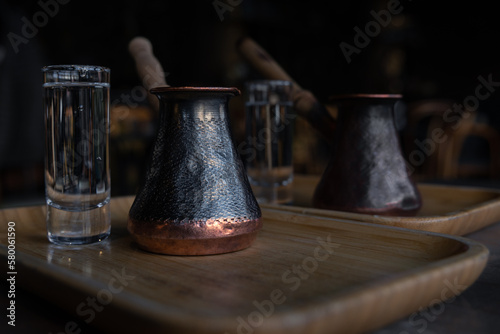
[43,65,111,245]
[244,80,295,204]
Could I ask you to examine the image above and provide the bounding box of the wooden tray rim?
[0,201,490,333]
[264,181,500,235]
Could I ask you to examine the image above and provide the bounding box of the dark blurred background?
[1,0,500,207]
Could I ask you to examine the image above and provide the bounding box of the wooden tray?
[0,197,488,334]
[263,175,500,236]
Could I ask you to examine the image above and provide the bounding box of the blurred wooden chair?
[404,99,456,179]
[404,99,500,180]
[444,113,500,179]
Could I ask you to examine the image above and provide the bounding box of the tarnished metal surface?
[128,87,262,255]
[313,94,422,216]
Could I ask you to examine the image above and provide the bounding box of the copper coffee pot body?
[128,87,262,255]
[312,94,422,216]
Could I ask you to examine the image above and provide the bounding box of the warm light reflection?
[46,241,110,276]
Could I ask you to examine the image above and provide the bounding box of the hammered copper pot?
[312,94,422,216]
[128,87,262,255]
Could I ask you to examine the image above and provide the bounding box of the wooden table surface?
[1,183,500,334]
[373,220,500,334]
[1,219,499,334]
[1,223,499,334]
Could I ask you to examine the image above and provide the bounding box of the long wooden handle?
[237,36,335,143]
[237,37,302,91]
[128,36,168,111]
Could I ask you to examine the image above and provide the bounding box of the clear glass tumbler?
[43,65,111,245]
[244,80,295,204]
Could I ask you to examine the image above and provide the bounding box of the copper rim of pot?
[329,93,403,101]
[150,86,240,96]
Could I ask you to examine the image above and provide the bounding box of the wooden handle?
[237,36,336,143]
[236,37,302,91]
[128,36,168,111]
